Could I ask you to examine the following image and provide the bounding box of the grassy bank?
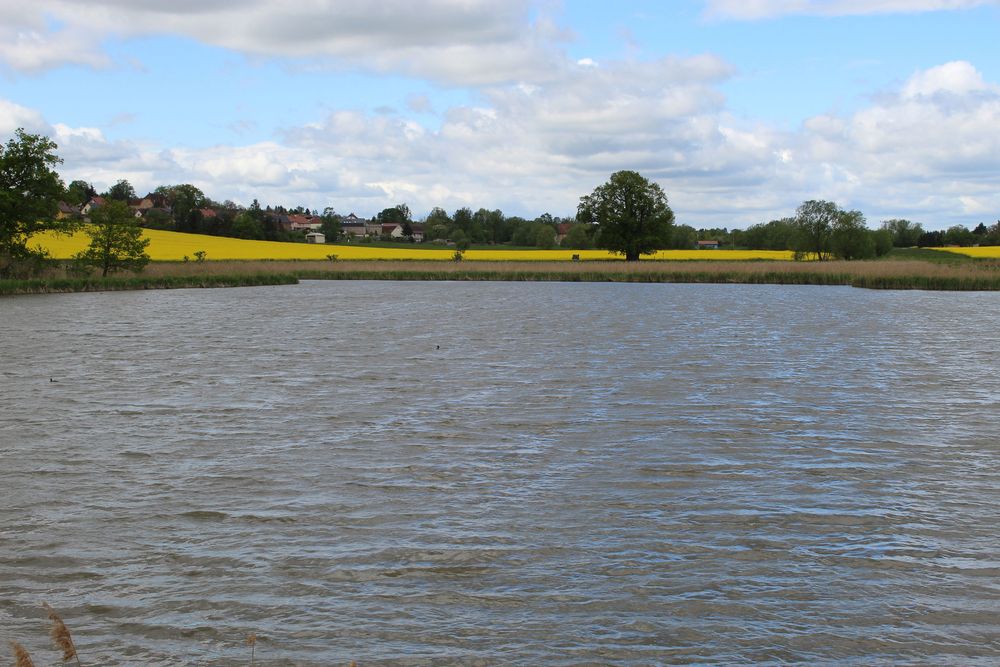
[0,272,299,296]
[4,256,1000,294]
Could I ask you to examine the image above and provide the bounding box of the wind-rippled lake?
[2,281,1000,665]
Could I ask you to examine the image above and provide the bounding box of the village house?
[288,213,322,232]
[81,196,106,216]
[697,240,721,249]
[340,213,367,238]
[56,202,80,220]
[555,222,574,244]
[135,192,170,211]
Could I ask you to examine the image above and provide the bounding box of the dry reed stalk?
[42,603,81,666]
[246,633,257,665]
[9,641,35,667]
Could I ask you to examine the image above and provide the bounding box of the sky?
[1,0,999,230]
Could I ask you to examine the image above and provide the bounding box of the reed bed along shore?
[0,272,298,296]
[161,258,1000,289]
[4,258,999,294]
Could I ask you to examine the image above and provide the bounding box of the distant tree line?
[5,128,1000,279]
[738,215,1000,253]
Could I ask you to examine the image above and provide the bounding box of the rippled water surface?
[2,281,1000,665]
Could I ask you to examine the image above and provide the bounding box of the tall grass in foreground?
[9,641,35,667]
[7,606,363,665]
[42,603,81,666]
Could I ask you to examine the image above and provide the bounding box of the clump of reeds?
[42,603,81,666]
[9,641,35,667]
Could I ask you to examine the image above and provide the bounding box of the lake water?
[2,281,999,665]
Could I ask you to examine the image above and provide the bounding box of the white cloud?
[901,60,997,98]
[0,0,562,85]
[705,0,998,20]
[6,58,1000,229]
[789,61,1000,223]
[0,99,51,135]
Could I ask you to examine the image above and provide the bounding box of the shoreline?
[3,258,1000,294]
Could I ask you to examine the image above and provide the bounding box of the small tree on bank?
[0,128,67,278]
[74,200,150,276]
[578,170,674,261]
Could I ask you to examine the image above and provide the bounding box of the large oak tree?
[577,171,674,261]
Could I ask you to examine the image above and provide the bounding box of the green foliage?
[65,180,96,206]
[561,223,594,249]
[475,208,507,244]
[0,272,299,295]
[157,183,206,232]
[792,200,839,260]
[943,224,976,246]
[74,200,150,276]
[320,207,342,241]
[104,178,136,202]
[740,218,797,250]
[534,225,556,249]
[231,211,264,239]
[376,204,411,226]
[578,170,675,261]
[881,219,924,247]
[670,224,698,249]
[0,128,67,278]
[830,209,874,260]
[141,207,174,231]
[871,228,894,257]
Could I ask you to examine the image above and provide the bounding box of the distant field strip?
[935,246,1000,259]
[32,229,796,262]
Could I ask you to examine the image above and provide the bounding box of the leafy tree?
[871,228,894,257]
[881,219,924,247]
[320,207,342,242]
[917,230,944,247]
[452,207,475,239]
[511,220,543,247]
[943,224,976,246]
[741,218,797,250]
[792,200,840,260]
[0,128,66,277]
[670,224,698,249]
[475,208,507,244]
[231,211,264,239]
[104,178,136,202]
[423,207,452,241]
[577,170,675,261]
[561,223,594,249]
[534,224,556,249]
[157,184,206,230]
[141,208,174,231]
[983,222,1000,246]
[65,180,96,206]
[451,229,470,250]
[74,200,150,276]
[377,204,411,225]
[830,209,874,260]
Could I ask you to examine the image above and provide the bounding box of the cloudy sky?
[2,0,999,229]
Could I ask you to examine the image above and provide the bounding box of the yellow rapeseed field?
[935,246,1000,259]
[31,228,796,262]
